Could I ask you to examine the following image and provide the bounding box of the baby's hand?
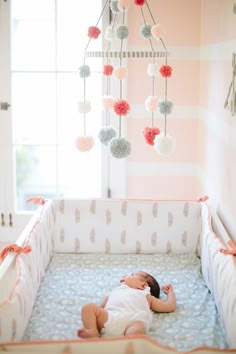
[162,284,174,294]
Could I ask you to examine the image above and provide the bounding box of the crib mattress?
[22,253,228,351]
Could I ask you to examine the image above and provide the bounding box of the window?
[11,0,104,211]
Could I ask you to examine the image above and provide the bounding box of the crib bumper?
[0,201,54,342]
[53,199,201,254]
[201,203,236,348]
[0,198,235,348]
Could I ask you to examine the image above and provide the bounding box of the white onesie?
[102,283,153,337]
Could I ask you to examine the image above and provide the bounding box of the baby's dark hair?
[141,271,160,298]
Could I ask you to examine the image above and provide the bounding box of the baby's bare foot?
[77,328,99,338]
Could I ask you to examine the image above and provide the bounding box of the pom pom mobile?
[76,0,174,158]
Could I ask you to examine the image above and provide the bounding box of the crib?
[0,198,236,354]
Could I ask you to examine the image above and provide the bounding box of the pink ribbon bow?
[0,244,32,261]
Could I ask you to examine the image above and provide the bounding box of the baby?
[77,271,176,338]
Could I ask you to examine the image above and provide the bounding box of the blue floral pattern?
[23,253,228,351]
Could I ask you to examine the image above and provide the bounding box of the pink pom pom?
[88,26,101,39]
[103,65,113,76]
[134,0,145,5]
[151,24,163,39]
[145,96,158,112]
[113,66,127,80]
[113,99,130,116]
[160,65,172,78]
[143,126,160,146]
[75,136,94,151]
[102,95,115,109]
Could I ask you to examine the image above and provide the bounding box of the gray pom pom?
[158,100,173,115]
[79,65,90,78]
[110,137,131,158]
[140,24,152,39]
[110,0,120,13]
[98,127,116,145]
[116,25,129,40]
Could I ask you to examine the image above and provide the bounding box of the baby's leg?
[78,303,108,338]
[124,320,146,336]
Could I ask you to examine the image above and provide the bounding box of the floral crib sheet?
[22,252,227,352]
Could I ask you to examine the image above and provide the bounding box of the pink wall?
[124,0,236,241]
[199,0,236,241]
[125,0,201,200]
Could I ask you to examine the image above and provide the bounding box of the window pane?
[11,0,55,71]
[11,0,104,212]
[14,143,102,211]
[14,145,58,211]
[57,0,102,70]
[57,146,102,198]
[12,73,57,145]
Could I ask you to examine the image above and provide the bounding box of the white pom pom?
[154,133,175,156]
[78,101,91,114]
[147,63,159,77]
[105,26,115,41]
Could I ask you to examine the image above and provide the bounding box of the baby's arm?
[148,284,176,313]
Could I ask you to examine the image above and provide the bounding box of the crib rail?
[0,335,234,354]
[0,206,44,283]
[210,207,236,250]
[0,201,55,342]
[201,203,236,348]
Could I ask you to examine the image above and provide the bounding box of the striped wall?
[126,0,201,199]
[124,0,236,242]
[199,0,236,242]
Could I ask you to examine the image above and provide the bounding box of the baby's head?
[120,271,160,298]
[141,271,160,298]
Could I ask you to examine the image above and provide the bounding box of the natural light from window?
[11,0,103,211]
